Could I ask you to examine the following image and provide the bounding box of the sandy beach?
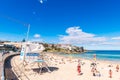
[11,52,120,80]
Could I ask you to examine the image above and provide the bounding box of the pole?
[22,24,30,68]
[26,24,30,41]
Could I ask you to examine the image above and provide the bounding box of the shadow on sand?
[32,66,59,74]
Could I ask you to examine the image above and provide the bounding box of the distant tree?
[43,43,48,48]
[22,38,26,42]
[51,44,55,49]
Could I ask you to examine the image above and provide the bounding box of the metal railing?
[12,55,30,80]
[1,52,29,80]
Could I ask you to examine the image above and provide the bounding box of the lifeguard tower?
[20,42,51,74]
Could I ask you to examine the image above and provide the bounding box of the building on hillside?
[56,44,72,50]
[3,42,22,48]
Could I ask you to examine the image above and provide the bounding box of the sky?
[0,0,120,50]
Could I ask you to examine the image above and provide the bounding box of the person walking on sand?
[93,54,97,62]
[109,69,112,78]
[116,65,119,72]
[77,63,81,75]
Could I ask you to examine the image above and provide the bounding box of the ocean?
[61,50,120,62]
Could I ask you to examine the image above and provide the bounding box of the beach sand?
[11,52,120,80]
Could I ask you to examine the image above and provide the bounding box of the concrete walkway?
[0,53,3,80]
[0,52,20,80]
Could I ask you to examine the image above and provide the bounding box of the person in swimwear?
[93,54,97,62]
[116,65,119,72]
[109,69,112,78]
[77,63,81,75]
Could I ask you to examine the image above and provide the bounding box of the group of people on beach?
[109,64,119,78]
[77,54,120,78]
[91,54,101,77]
[45,53,120,79]
[77,54,101,76]
[109,69,112,78]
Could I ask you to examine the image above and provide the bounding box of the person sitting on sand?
[78,59,81,64]
[109,69,112,78]
[108,64,113,67]
[91,67,97,76]
[91,62,97,68]
[116,65,119,72]
[91,67,95,72]
[77,63,81,75]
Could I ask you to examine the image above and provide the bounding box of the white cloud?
[66,27,95,37]
[31,34,43,42]
[100,42,120,46]
[112,37,120,40]
[39,0,43,4]
[39,0,47,4]
[58,26,120,50]
[34,34,41,38]
[59,26,107,45]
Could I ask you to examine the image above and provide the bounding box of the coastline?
[59,50,120,63]
[44,52,120,64]
[48,51,120,64]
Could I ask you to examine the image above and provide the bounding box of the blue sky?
[0,0,120,50]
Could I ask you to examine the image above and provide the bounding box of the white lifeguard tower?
[20,42,51,73]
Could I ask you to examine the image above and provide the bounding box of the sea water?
[61,50,120,62]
